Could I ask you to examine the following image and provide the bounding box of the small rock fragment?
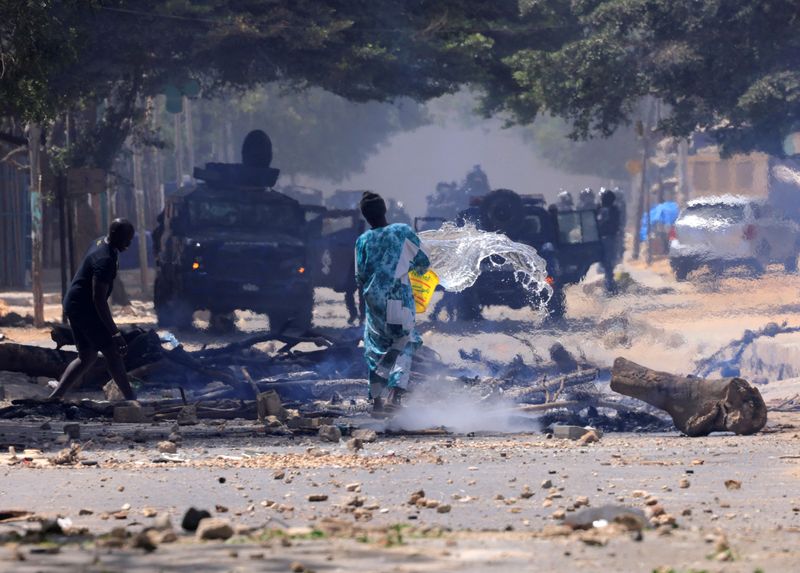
[346,438,363,452]
[196,517,234,540]
[352,429,378,442]
[437,504,452,514]
[724,480,742,490]
[307,494,328,502]
[541,479,553,489]
[679,478,690,489]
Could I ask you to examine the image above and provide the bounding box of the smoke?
[385,378,540,434]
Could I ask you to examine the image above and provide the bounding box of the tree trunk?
[27,124,45,327]
[610,357,767,436]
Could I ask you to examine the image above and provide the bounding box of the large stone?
[113,401,146,424]
[318,425,342,443]
[195,517,234,540]
[177,405,198,426]
[257,390,286,421]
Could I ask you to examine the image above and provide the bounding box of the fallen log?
[0,342,107,381]
[611,357,767,436]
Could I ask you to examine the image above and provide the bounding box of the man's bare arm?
[92,277,118,335]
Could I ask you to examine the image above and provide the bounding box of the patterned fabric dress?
[355,223,430,395]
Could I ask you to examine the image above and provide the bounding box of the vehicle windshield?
[188,199,303,233]
[684,204,745,222]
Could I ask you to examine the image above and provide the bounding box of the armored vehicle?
[450,188,604,318]
[154,131,360,331]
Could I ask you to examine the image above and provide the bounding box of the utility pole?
[184,97,195,178]
[57,175,68,323]
[174,112,184,181]
[133,145,149,296]
[677,138,689,206]
[27,124,45,328]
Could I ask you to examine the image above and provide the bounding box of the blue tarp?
[640,201,680,241]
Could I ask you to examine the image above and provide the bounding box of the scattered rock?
[307,494,328,502]
[181,507,211,531]
[196,517,234,540]
[49,443,81,466]
[157,441,178,454]
[564,505,648,532]
[724,480,742,490]
[318,425,341,443]
[552,509,566,519]
[679,478,690,489]
[352,429,378,442]
[113,401,145,424]
[437,504,452,514]
[579,430,600,445]
[154,513,172,531]
[256,390,286,421]
[177,405,198,426]
[346,438,363,452]
[541,479,553,489]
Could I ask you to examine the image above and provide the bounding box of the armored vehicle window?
[322,215,357,236]
[188,199,303,232]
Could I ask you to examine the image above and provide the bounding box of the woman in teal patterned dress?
[355,192,430,411]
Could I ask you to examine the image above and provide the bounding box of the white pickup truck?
[668,196,800,280]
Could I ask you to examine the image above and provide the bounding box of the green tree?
[497,0,800,156]
[191,86,429,182]
[1,0,560,168]
[522,115,639,180]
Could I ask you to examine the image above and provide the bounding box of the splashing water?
[419,222,552,304]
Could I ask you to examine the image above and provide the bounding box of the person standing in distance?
[355,192,430,412]
[50,219,137,400]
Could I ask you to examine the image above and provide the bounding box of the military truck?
[154,155,360,331]
[450,188,604,318]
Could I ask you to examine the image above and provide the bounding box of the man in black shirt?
[49,219,137,400]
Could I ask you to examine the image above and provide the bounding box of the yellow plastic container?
[409,269,439,313]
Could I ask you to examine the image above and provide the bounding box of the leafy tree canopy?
[501,0,800,156]
[192,86,429,182]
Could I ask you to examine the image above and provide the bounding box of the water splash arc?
[418,222,552,306]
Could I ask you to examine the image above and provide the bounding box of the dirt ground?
[1,260,799,572]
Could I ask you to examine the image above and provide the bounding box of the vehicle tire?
[671,260,691,281]
[480,189,524,236]
[784,255,798,273]
[154,277,194,330]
